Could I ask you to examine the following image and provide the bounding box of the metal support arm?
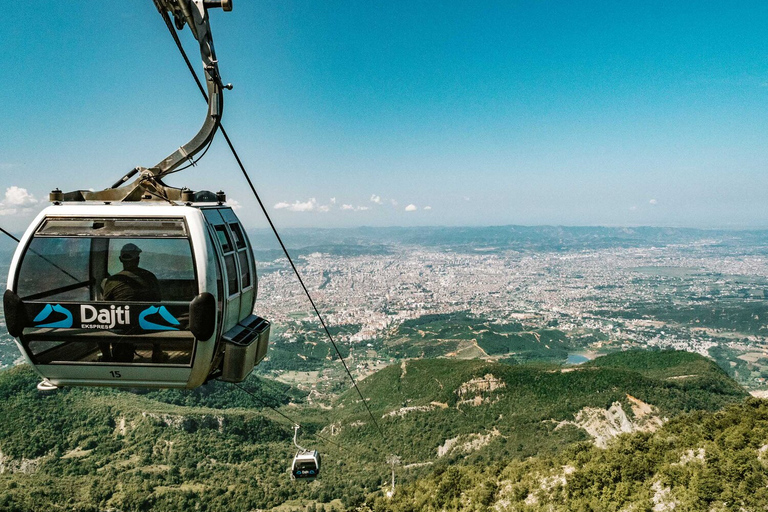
[151,0,228,178]
[57,0,232,203]
[293,425,306,452]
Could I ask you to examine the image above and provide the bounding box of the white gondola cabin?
[3,201,269,389]
[2,0,271,390]
[291,450,321,480]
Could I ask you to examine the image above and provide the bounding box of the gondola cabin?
[3,201,270,389]
[292,450,321,480]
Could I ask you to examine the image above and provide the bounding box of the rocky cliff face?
[556,394,664,448]
[0,450,43,475]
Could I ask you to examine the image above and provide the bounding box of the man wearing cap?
[101,243,165,362]
[103,243,161,302]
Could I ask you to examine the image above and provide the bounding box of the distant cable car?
[2,0,271,389]
[291,425,321,480]
[292,451,321,480]
[3,200,269,389]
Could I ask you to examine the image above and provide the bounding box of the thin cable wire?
[154,9,220,180]
[137,179,176,204]
[0,225,374,459]
[160,17,386,439]
[232,382,359,456]
[163,135,215,175]
[0,226,20,244]
[232,382,303,426]
[0,227,81,283]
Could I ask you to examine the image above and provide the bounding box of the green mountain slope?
[0,350,749,511]
[333,351,746,463]
[384,312,571,362]
[368,398,768,511]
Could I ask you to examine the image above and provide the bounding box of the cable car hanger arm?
[57,0,231,204]
[150,0,231,179]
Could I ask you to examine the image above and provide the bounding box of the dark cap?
[119,243,142,261]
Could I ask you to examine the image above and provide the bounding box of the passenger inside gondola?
[99,243,168,363]
[15,218,199,366]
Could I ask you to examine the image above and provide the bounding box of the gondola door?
[218,209,256,320]
[203,209,241,331]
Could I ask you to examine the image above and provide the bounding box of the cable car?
[292,450,321,480]
[290,425,321,480]
[2,0,271,389]
[3,199,270,389]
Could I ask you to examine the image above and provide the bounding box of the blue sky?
[1,0,767,231]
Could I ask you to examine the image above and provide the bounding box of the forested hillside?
[367,398,768,511]
[0,351,752,511]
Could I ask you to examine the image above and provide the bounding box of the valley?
[0,350,752,511]
[2,226,768,510]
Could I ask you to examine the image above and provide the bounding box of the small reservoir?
[566,354,590,365]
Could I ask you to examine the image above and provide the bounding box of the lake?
[566,354,590,365]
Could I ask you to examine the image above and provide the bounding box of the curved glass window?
[15,217,198,366]
[18,219,196,302]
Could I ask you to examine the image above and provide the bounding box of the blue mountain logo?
[33,304,74,328]
[138,306,181,331]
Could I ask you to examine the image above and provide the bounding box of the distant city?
[2,225,768,392]
[250,226,768,393]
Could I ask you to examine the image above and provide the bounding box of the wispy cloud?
[5,186,37,207]
[274,198,320,212]
[274,195,410,213]
[0,186,39,216]
[423,206,432,210]
[649,198,658,205]
[273,198,341,213]
[341,204,369,211]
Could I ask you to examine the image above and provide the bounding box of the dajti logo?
[138,306,180,331]
[81,305,131,330]
[33,304,74,328]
